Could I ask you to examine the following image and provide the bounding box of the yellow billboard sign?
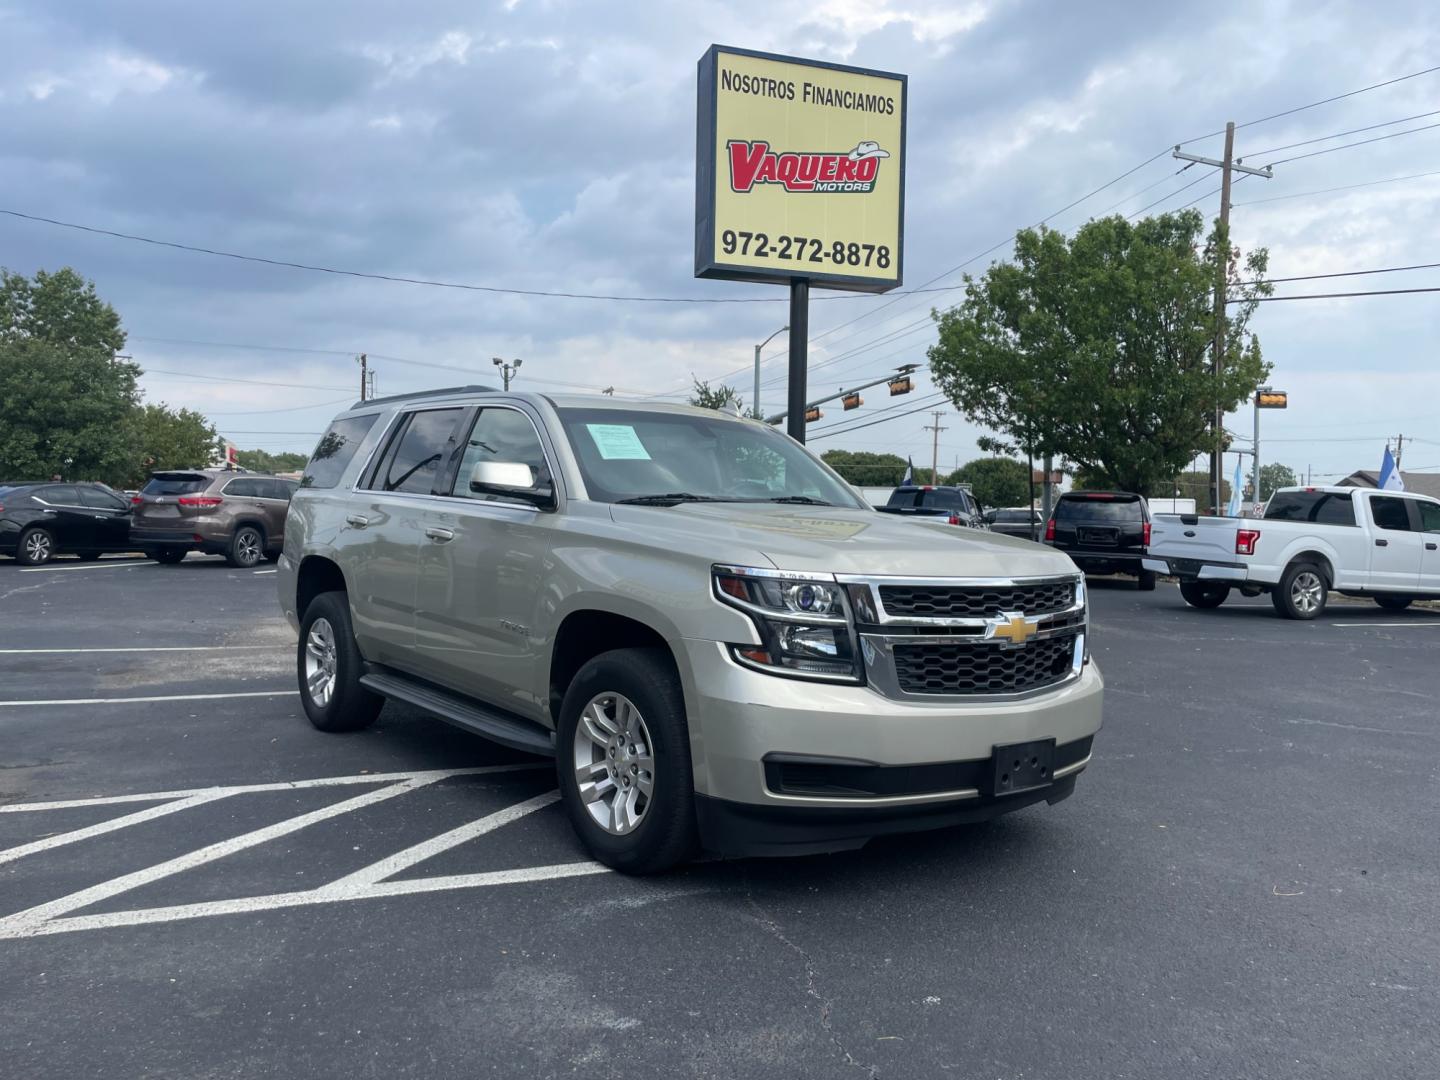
[695,45,906,293]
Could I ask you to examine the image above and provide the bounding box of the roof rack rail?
[351,384,499,409]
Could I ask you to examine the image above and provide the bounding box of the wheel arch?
[1284,548,1335,585]
[296,554,348,620]
[548,609,680,725]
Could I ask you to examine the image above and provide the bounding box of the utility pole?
[366,368,376,401]
[492,356,522,391]
[357,353,368,401]
[1174,128,1273,514]
[923,410,947,485]
[1394,433,1405,468]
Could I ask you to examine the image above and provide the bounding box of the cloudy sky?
[2,0,1438,484]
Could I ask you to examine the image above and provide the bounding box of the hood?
[608,503,1076,578]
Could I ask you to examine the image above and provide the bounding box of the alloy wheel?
[237,529,262,565]
[573,692,654,836]
[1291,571,1324,615]
[304,617,338,708]
[24,531,52,563]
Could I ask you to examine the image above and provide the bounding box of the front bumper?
[680,638,1103,853]
[1065,551,1145,576]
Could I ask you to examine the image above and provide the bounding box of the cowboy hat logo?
[847,141,891,162]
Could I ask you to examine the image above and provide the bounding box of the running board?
[360,669,555,758]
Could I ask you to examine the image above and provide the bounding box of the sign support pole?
[786,278,809,443]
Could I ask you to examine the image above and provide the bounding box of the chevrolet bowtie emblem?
[988,613,1038,645]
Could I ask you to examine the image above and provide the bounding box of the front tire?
[149,547,187,564]
[298,591,382,732]
[17,528,55,566]
[1374,595,1413,612]
[556,648,698,874]
[1137,568,1158,591]
[1180,581,1230,609]
[1272,562,1328,620]
[227,525,265,568]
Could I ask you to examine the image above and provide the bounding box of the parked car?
[876,485,987,528]
[1043,491,1156,589]
[279,388,1103,873]
[986,506,1044,540]
[130,470,297,567]
[0,481,135,565]
[1144,485,1440,619]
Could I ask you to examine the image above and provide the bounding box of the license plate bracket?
[992,738,1056,796]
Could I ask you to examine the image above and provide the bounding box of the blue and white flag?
[901,457,915,486]
[1227,457,1243,516]
[1378,445,1405,491]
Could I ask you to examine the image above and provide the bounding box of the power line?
[1261,119,1440,167]
[1243,260,1440,286]
[809,395,950,441]
[1230,168,1440,206]
[1176,63,1440,145]
[0,208,872,305]
[1244,108,1440,158]
[1243,286,1440,302]
[206,397,355,416]
[138,367,354,392]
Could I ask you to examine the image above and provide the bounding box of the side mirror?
[469,461,555,509]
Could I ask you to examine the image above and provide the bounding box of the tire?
[16,527,55,566]
[150,547,188,564]
[1271,561,1328,620]
[1374,595,1413,612]
[556,647,698,874]
[1180,581,1230,609]
[1137,568,1158,591]
[297,591,382,733]
[263,549,281,563]
[227,525,265,568]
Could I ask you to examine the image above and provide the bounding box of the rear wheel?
[1272,562,1327,620]
[1374,595,1413,612]
[556,648,697,874]
[227,525,264,568]
[297,591,382,733]
[149,547,187,564]
[1137,568,1158,591]
[1179,581,1230,609]
[17,528,55,566]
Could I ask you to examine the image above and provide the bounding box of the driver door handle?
[1427,542,1438,551]
[1375,538,1388,547]
[345,514,372,529]
[425,526,455,543]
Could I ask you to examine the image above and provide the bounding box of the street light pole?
[753,324,788,420]
[492,357,522,391]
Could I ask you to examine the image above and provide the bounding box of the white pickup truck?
[1143,485,1440,619]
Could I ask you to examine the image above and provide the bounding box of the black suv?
[0,482,134,565]
[1044,491,1155,589]
[877,485,987,528]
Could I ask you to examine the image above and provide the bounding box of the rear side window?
[78,486,127,510]
[885,488,920,507]
[376,409,464,494]
[1055,496,1143,523]
[1264,491,1355,526]
[263,479,298,501]
[143,474,210,496]
[303,415,380,489]
[223,477,263,497]
[36,485,80,505]
[996,510,1032,523]
[1370,495,1413,532]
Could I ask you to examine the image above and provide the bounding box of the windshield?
[555,408,864,507]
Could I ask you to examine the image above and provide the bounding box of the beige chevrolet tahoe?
[277,386,1103,873]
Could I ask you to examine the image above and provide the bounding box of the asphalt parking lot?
[2,556,1437,1079]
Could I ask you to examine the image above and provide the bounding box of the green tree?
[820,449,913,486]
[687,377,742,412]
[122,404,222,486]
[927,211,1272,497]
[945,457,1030,509]
[235,449,309,473]
[1,266,143,483]
[1258,462,1298,500]
[1172,470,1230,508]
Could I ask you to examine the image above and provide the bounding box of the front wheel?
[1272,562,1328,620]
[556,648,698,874]
[1180,581,1230,609]
[17,528,55,566]
[227,525,264,568]
[1374,595,1413,612]
[297,591,382,732]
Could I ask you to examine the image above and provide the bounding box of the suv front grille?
[879,581,1075,619]
[893,633,1078,695]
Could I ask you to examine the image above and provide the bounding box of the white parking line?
[1330,621,1440,628]
[18,560,152,573]
[0,645,284,655]
[253,569,277,575]
[0,690,299,707]
[0,792,228,866]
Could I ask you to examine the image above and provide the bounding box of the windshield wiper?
[615,493,737,506]
[763,495,834,506]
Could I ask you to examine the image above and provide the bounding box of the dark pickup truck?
[876,485,987,529]
[1044,490,1155,589]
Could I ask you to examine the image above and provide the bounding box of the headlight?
[712,565,862,682]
